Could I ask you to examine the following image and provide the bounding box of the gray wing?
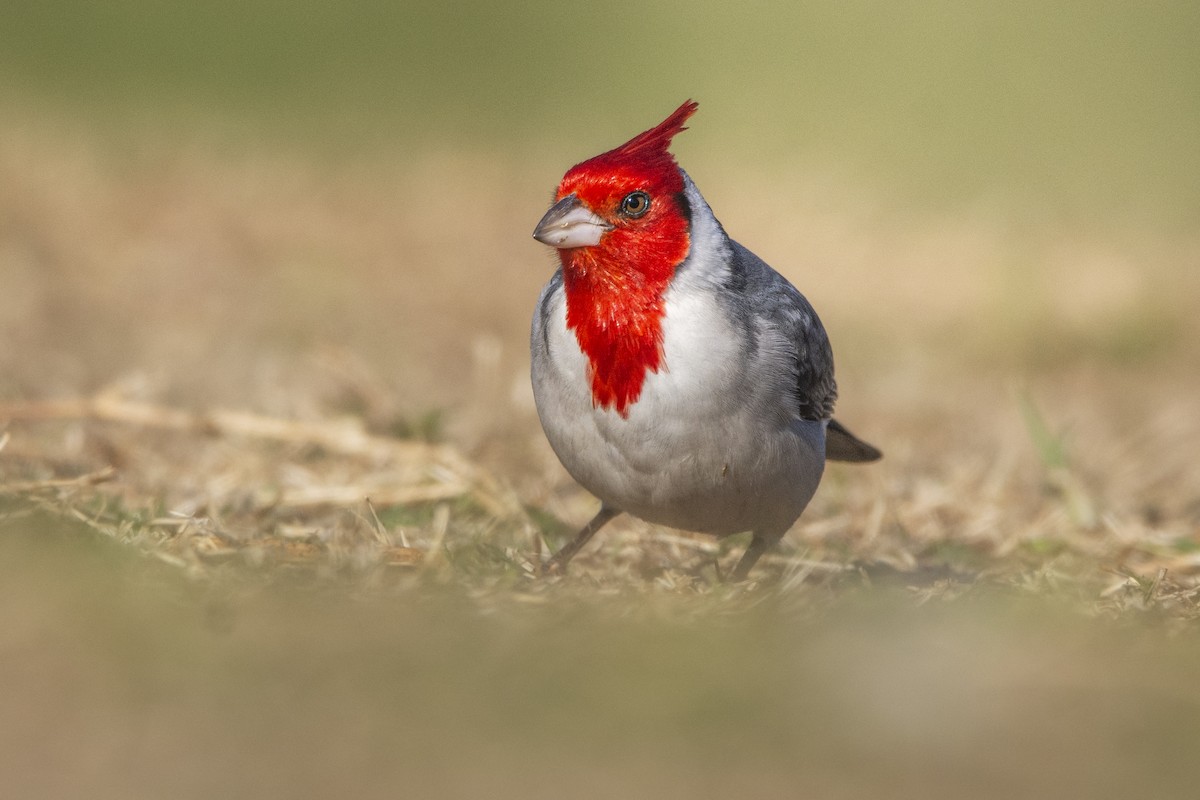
[723,241,881,462]
[723,241,838,422]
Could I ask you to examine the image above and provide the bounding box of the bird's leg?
[544,506,621,575]
[729,531,779,582]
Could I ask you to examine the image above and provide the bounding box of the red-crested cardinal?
[531,100,880,580]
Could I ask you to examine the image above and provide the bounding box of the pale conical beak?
[532,194,613,248]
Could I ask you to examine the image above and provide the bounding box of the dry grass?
[3,111,1200,799]
[2,114,1198,623]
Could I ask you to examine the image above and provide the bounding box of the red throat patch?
[554,101,698,417]
[561,223,687,416]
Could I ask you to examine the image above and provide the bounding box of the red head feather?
[613,99,698,158]
[567,99,697,184]
[558,100,698,205]
[552,101,699,417]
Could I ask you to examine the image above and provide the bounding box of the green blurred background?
[5,0,1198,224]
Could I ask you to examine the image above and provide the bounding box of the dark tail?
[826,419,882,463]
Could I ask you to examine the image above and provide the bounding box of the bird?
[530,100,880,581]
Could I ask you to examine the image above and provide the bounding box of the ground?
[3,117,1197,615]
[3,115,1198,798]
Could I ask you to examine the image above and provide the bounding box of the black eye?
[619,191,651,218]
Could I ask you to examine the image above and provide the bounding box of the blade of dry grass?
[0,391,520,517]
[0,466,117,494]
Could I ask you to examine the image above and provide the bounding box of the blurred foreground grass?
[3,505,1200,800]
